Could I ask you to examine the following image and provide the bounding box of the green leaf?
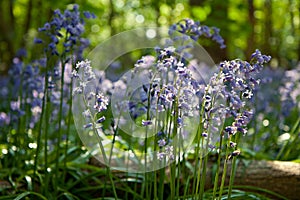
[14,192,48,200]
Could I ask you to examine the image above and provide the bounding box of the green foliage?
[1,0,300,74]
[0,1,299,200]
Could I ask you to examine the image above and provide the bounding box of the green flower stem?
[15,70,25,168]
[170,97,179,199]
[212,133,224,199]
[63,60,74,181]
[144,82,154,199]
[153,162,158,200]
[43,78,51,197]
[193,75,219,199]
[176,125,183,198]
[193,100,205,199]
[199,121,213,199]
[251,112,257,150]
[102,112,121,198]
[227,132,241,199]
[81,94,118,199]
[195,137,204,198]
[104,76,137,197]
[176,149,183,198]
[153,99,160,200]
[20,84,29,151]
[33,70,47,191]
[159,167,165,200]
[54,57,66,196]
[218,135,231,199]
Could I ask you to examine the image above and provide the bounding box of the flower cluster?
[86,19,270,163]
[210,50,271,157]
[279,63,300,116]
[157,145,174,161]
[2,58,45,128]
[169,18,226,49]
[72,60,109,129]
[35,4,95,59]
[71,18,271,169]
[0,5,97,161]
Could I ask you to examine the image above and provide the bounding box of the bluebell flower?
[37,4,95,59]
[83,11,96,19]
[96,116,106,123]
[10,100,20,111]
[279,63,300,116]
[165,145,175,161]
[230,141,237,148]
[16,48,27,57]
[251,49,271,64]
[169,18,226,49]
[157,152,165,160]
[228,149,241,160]
[224,126,237,135]
[38,22,51,32]
[177,117,183,127]
[142,120,152,126]
[232,149,240,156]
[83,123,93,129]
[211,27,226,48]
[158,139,166,147]
[82,109,91,118]
[0,112,10,126]
[94,93,109,112]
[157,131,165,137]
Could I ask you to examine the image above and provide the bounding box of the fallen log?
[205,160,300,200]
[90,157,300,199]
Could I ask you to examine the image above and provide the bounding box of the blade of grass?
[14,191,48,200]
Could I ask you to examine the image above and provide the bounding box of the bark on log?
[206,160,300,200]
[90,158,300,199]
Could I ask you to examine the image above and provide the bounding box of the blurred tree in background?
[0,0,299,74]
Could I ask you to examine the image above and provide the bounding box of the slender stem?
[171,97,179,199]
[193,77,216,199]
[103,124,118,197]
[144,82,153,199]
[54,58,66,196]
[219,136,231,199]
[153,99,160,200]
[63,62,74,180]
[227,132,240,199]
[133,173,138,200]
[153,170,157,200]
[199,123,212,199]
[159,167,165,200]
[176,138,181,199]
[16,70,25,168]
[44,79,51,197]
[212,133,224,199]
[227,160,236,199]
[193,109,204,199]
[104,75,134,196]
[170,164,176,200]
[33,68,48,191]
[195,137,203,197]
[81,85,118,199]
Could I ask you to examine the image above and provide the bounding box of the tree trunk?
[246,0,255,59]
[108,0,115,36]
[263,0,272,56]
